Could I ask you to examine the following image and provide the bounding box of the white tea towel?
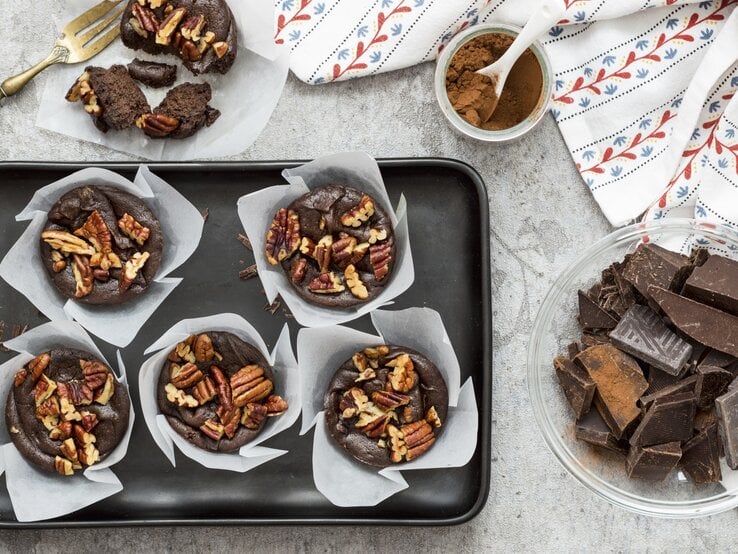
[277,0,738,232]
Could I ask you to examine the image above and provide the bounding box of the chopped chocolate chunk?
[644,366,681,396]
[629,392,695,447]
[639,375,697,410]
[626,441,682,481]
[716,382,738,469]
[554,356,595,420]
[649,286,738,358]
[681,422,722,484]
[694,408,718,433]
[609,304,692,376]
[700,349,738,369]
[694,365,734,410]
[581,333,610,348]
[622,244,691,299]
[567,342,580,360]
[239,264,258,280]
[683,255,738,316]
[578,290,618,330]
[575,344,648,439]
[575,409,628,455]
[127,58,178,88]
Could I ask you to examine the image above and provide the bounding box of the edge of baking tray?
[0,158,492,527]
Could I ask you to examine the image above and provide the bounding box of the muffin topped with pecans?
[265,184,397,308]
[323,345,448,467]
[40,185,163,305]
[157,331,289,452]
[120,0,238,76]
[5,349,130,476]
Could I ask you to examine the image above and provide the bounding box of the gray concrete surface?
[1,7,735,552]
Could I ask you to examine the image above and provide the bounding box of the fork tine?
[76,6,125,46]
[80,25,121,58]
[62,0,124,36]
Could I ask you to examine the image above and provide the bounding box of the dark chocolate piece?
[700,349,738,369]
[5,348,130,475]
[40,185,163,305]
[683,255,738,316]
[575,344,648,439]
[609,304,692,376]
[629,392,695,447]
[694,365,734,410]
[127,58,177,88]
[157,331,288,453]
[578,290,618,330]
[694,408,718,432]
[626,441,682,481]
[324,345,448,467]
[639,375,697,410]
[716,382,738,469]
[567,342,580,360]
[554,356,595,420]
[581,332,609,348]
[574,409,628,454]
[649,286,738,358]
[270,184,396,308]
[681,421,722,484]
[120,0,238,76]
[644,366,681,396]
[65,65,150,132]
[622,243,691,299]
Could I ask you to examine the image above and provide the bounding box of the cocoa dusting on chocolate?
[445,33,543,131]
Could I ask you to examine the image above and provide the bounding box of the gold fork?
[0,0,124,99]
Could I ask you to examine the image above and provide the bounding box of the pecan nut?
[60,438,81,468]
[156,6,186,45]
[264,394,289,416]
[371,390,410,410]
[290,257,307,284]
[51,250,67,273]
[131,3,159,33]
[368,228,388,244]
[118,213,151,246]
[426,406,442,428]
[74,210,113,255]
[340,195,375,227]
[55,455,75,476]
[28,352,51,382]
[339,387,368,419]
[312,235,333,273]
[210,366,233,410]
[212,41,229,59]
[80,410,99,432]
[34,375,57,407]
[241,402,268,429]
[49,421,73,441]
[78,442,101,466]
[165,382,198,407]
[180,40,202,61]
[180,14,206,41]
[216,405,241,439]
[230,365,272,407]
[170,362,204,389]
[94,373,115,404]
[200,418,225,441]
[80,359,109,390]
[331,236,357,267]
[401,420,435,461]
[192,375,217,404]
[13,369,28,387]
[136,113,180,138]
[194,333,215,362]
[72,254,94,298]
[387,354,417,393]
[307,272,345,294]
[369,242,392,281]
[119,251,150,293]
[265,208,301,265]
[41,230,95,256]
[344,264,368,299]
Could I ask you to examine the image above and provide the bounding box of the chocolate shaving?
[237,233,252,251]
[239,264,258,280]
[264,297,282,315]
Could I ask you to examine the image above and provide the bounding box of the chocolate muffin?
[127,58,178,88]
[120,0,238,76]
[65,65,150,132]
[136,82,220,139]
[265,185,397,308]
[40,185,164,305]
[5,349,130,476]
[157,332,289,453]
[324,345,448,467]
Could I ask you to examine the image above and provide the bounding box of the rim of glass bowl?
[433,23,554,144]
[527,218,738,518]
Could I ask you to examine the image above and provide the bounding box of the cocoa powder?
[445,33,543,131]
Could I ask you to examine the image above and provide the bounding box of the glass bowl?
[528,218,738,518]
[433,23,553,143]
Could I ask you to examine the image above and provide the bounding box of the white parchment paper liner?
[237,151,415,328]
[139,313,300,472]
[35,0,288,160]
[0,321,134,522]
[298,307,478,507]
[0,166,204,348]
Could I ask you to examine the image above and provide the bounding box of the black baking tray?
[0,159,491,527]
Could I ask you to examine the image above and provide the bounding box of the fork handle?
[0,47,67,99]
